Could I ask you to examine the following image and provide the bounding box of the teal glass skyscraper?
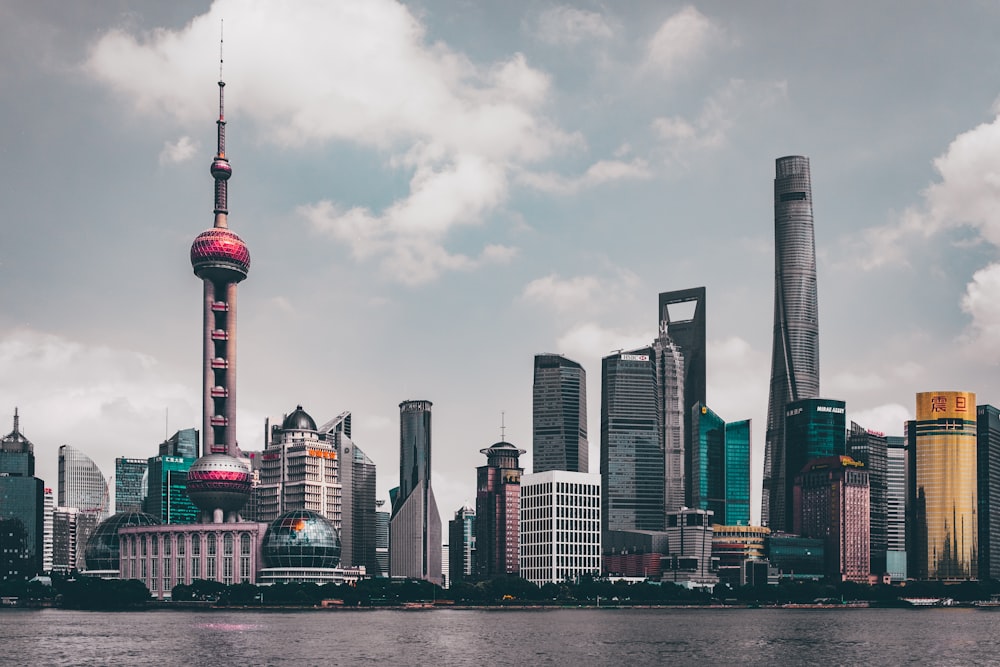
[763,156,821,531]
[690,403,750,526]
[781,398,846,531]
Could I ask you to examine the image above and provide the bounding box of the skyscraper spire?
[211,24,231,226]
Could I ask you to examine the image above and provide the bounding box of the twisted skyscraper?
[762,156,820,532]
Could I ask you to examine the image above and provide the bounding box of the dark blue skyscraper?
[532,354,588,473]
[763,155,821,531]
[390,400,442,584]
[658,287,705,506]
[978,404,1000,581]
[601,349,663,537]
[0,410,44,579]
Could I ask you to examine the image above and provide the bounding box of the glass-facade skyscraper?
[532,354,588,474]
[654,327,686,513]
[910,391,978,580]
[601,348,663,538]
[763,156,821,531]
[658,287,706,507]
[690,403,750,526]
[114,457,148,513]
[885,435,907,581]
[0,410,44,579]
[390,400,442,584]
[780,398,845,533]
[848,422,888,576]
[978,404,1000,581]
[448,505,476,584]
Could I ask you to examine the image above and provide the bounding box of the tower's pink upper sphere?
[190,228,250,280]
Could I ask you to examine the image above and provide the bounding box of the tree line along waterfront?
[6,575,1000,610]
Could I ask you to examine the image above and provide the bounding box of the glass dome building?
[262,509,341,569]
[84,511,161,572]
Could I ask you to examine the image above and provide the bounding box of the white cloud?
[827,370,888,394]
[517,158,652,195]
[555,322,652,366]
[849,113,1000,269]
[522,269,641,314]
[84,0,573,284]
[961,262,1000,361]
[706,336,768,422]
[849,403,911,437]
[158,135,198,165]
[533,6,614,46]
[653,78,787,156]
[643,6,724,78]
[0,331,192,491]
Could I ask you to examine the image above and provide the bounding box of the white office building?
[519,470,601,586]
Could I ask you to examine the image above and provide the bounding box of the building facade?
[448,505,476,584]
[475,441,525,579]
[145,454,199,524]
[389,400,442,584]
[601,349,663,539]
[690,403,751,526]
[58,444,109,569]
[114,457,148,514]
[0,410,44,579]
[910,391,978,580]
[119,523,266,599]
[763,155,821,531]
[519,470,601,586]
[978,405,1000,581]
[658,287,706,508]
[662,508,716,586]
[885,435,907,581]
[781,398,846,532]
[258,406,341,523]
[318,412,378,574]
[532,354,588,474]
[794,455,870,583]
[654,327,686,514]
[848,422,888,576]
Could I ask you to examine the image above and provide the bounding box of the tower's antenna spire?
[500,411,506,441]
[13,407,18,435]
[211,19,232,227]
[219,19,224,81]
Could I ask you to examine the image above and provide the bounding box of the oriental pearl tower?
[185,60,253,524]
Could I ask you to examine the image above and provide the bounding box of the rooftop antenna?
[500,411,506,441]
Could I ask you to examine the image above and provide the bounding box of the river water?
[2,607,998,665]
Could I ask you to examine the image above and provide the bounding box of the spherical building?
[185,453,252,523]
[84,511,160,572]
[263,509,341,569]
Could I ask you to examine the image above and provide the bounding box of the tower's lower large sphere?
[185,453,252,516]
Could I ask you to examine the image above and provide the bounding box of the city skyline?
[4,2,1000,527]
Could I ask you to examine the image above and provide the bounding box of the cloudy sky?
[3,1,1000,525]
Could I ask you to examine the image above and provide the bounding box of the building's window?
[223,557,233,585]
[224,533,234,556]
[241,533,251,556]
[191,556,200,580]
[206,555,216,580]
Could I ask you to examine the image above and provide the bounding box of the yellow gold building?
[913,391,977,580]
